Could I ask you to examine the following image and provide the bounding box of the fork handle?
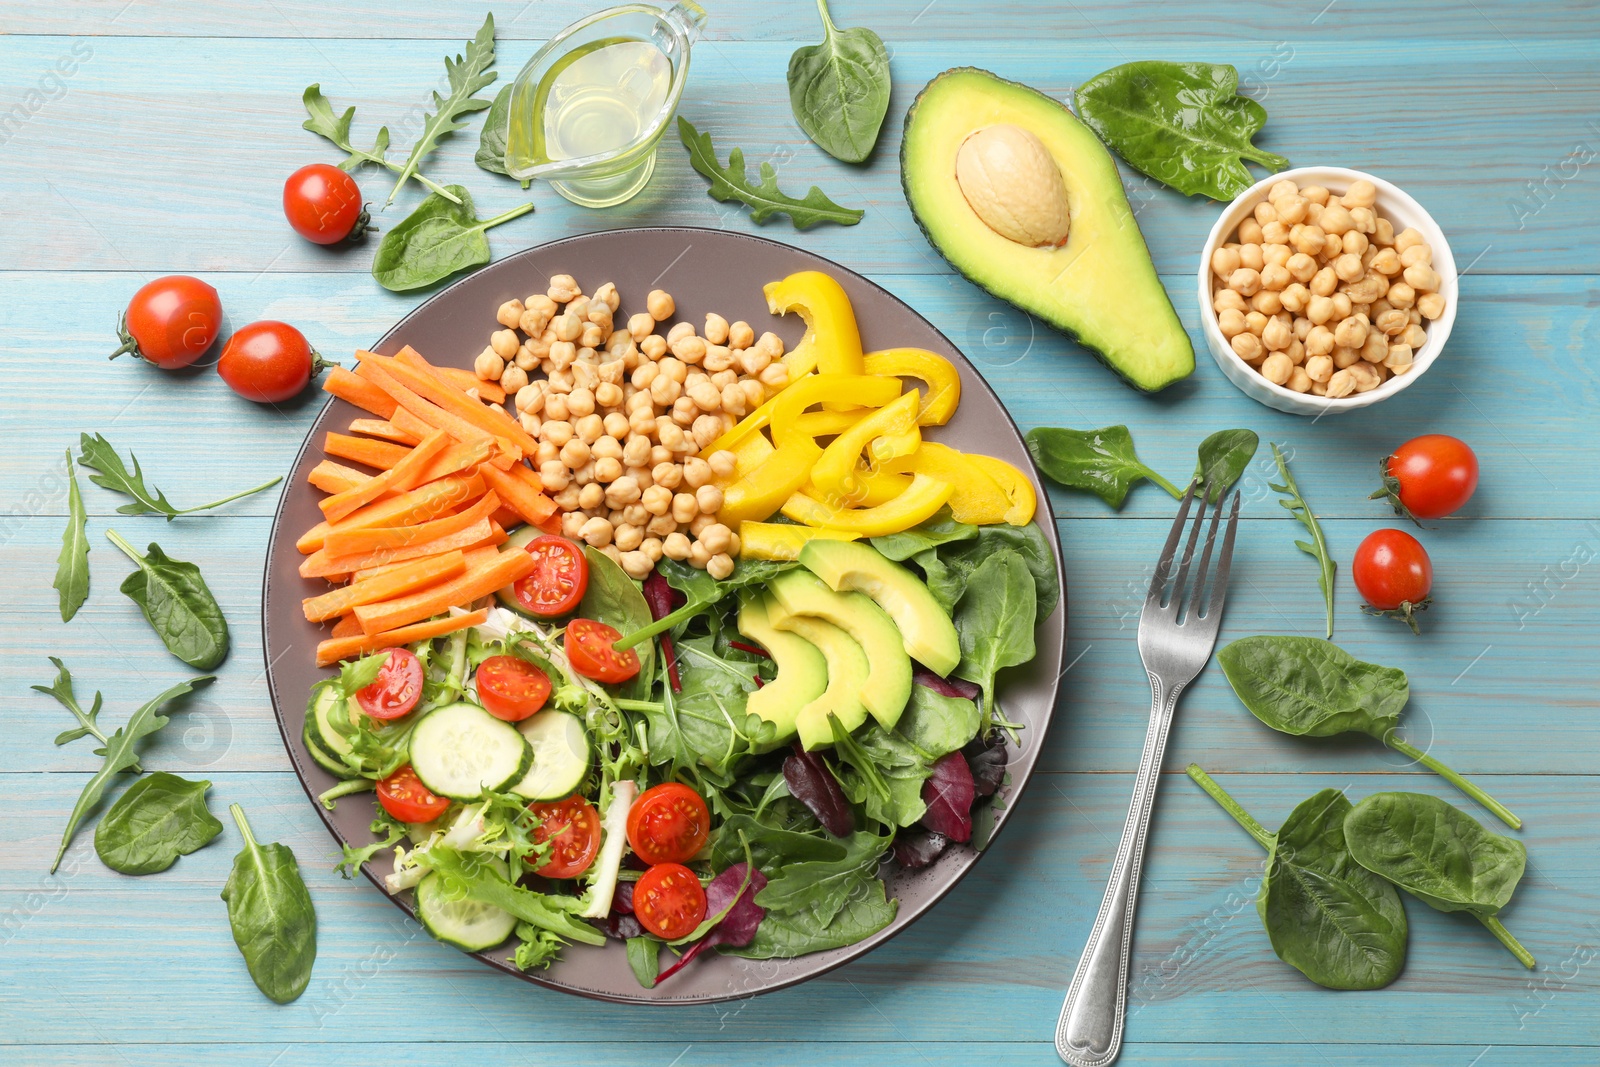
[1056,676,1182,1067]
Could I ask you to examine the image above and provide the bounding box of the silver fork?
[1056,481,1241,1067]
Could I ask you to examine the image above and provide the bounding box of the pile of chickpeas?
[474,274,793,581]
[1210,178,1447,399]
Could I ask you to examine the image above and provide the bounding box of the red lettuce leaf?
[920,751,975,842]
[892,829,950,869]
[913,669,980,701]
[964,734,1008,797]
[654,862,767,984]
[643,569,683,692]
[783,743,855,837]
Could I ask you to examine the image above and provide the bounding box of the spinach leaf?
[1075,60,1289,201]
[645,637,762,777]
[951,551,1036,728]
[914,521,1058,620]
[372,185,534,292]
[897,682,982,758]
[579,546,655,699]
[47,672,213,872]
[868,508,978,561]
[106,530,229,670]
[1188,766,1407,990]
[786,0,891,164]
[382,13,498,206]
[755,830,890,926]
[1270,443,1336,638]
[54,449,89,622]
[94,772,222,875]
[626,936,662,987]
[475,84,529,188]
[678,117,865,229]
[1025,424,1182,508]
[712,813,843,871]
[1218,636,1520,829]
[1194,428,1259,502]
[1345,792,1535,969]
[79,433,282,520]
[724,874,896,959]
[34,657,129,765]
[221,804,318,1003]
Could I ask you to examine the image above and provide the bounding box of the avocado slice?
[799,540,961,678]
[736,591,828,751]
[767,603,871,751]
[901,67,1193,392]
[768,570,912,732]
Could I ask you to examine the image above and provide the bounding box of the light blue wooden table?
[4,2,1598,1064]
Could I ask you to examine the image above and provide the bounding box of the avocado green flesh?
[767,605,871,751]
[768,570,912,731]
[901,67,1193,392]
[736,592,829,750]
[800,540,961,677]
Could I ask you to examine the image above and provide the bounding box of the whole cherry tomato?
[283,163,372,244]
[1374,434,1479,522]
[217,320,328,403]
[111,275,222,369]
[1353,528,1434,634]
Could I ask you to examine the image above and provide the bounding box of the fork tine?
[1205,491,1243,619]
[1187,487,1228,618]
[1167,484,1213,614]
[1145,480,1199,605]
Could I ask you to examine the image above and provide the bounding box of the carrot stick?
[296,473,484,554]
[506,461,546,494]
[352,544,500,583]
[322,491,500,558]
[323,366,398,418]
[317,609,489,668]
[324,432,410,471]
[319,429,450,522]
[439,366,506,404]
[490,505,526,531]
[478,462,557,526]
[308,460,374,495]
[348,418,422,445]
[389,404,438,443]
[330,613,365,638]
[354,549,536,635]
[302,551,468,622]
[302,516,496,579]
[360,349,537,455]
[355,355,498,450]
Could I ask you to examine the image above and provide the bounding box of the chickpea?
[740,379,766,411]
[692,522,731,556]
[1325,368,1357,398]
[573,515,609,547]
[640,484,674,517]
[758,363,790,391]
[641,334,668,360]
[605,476,642,509]
[646,513,678,538]
[673,456,709,490]
[1257,263,1291,292]
[736,345,773,377]
[692,415,724,451]
[1307,266,1337,297]
[595,382,624,409]
[1305,325,1335,357]
[474,348,506,382]
[668,492,698,524]
[1331,315,1369,349]
[579,323,605,349]
[500,364,530,393]
[1293,316,1313,342]
[650,374,683,407]
[1227,267,1262,296]
[548,274,582,302]
[1231,332,1265,362]
[557,438,590,470]
[1260,351,1293,385]
[1275,195,1308,225]
[670,336,706,366]
[1403,323,1429,349]
[1347,362,1383,392]
[1214,288,1248,314]
[684,540,710,569]
[1286,339,1306,365]
[640,536,665,563]
[520,303,556,337]
[1238,218,1264,245]
[1263,243,1293,269]
[1211,246,1241,278]
[1244,311,1268,336]
[653,461,683,489]
[670,396,699,428]
[662,531,692,560]
[1343,273,1387,304]
[702,345,736,373]
[721,382,750,417]
[1261,317,1292,351]
[560,510,586,538]
[1342,230,1370,259]
[1384,343,1414,373]
[1332,345,1362,369]
[566,387,596,419]
[1403,265,1441,293]
[572,414,603,445]
[1286,366,1313,393]
[645,289,675,321]
[551,313,582,343]
[535,441,561,467]
[659,357,688,384]
[486,328,517,360]
[549,341,578,370]
[1261,221,1290,245]
[1387,282,1416,309]
[686,380,721,413]
[702,552,733,580]
[755,332,786,359]
[514,345,539,372]
[1304,354,1334,383]
[1252,200,1277,226]
[1417,292,1446,320]
[1293,224,1326,257]
[1238,244,1265,272]
[1319,204,1354,236]
[1283,252,1317,284]
[1305,294,1334,326]
[618,436,650,470]
[1280,283,1310,314]
[519,411,542,436]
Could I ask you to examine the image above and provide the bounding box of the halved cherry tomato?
[632,862,707,940]
[1375,434,1479,522]
[477,655,551,722]
[354,648,424,720]
[529,795,602,879]
[218,320,327,403]
[513,535,589,617]
[283,163,371,245]
[626,783,710,865]
[111,275,222,369]
[376,764,450,823]
[1353,528,1434,634]
[565,618,640,684]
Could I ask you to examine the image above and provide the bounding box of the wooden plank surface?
[2,1,1597,1063]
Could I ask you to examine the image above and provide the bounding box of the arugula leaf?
[754,830,889,927]
[54,449,90,622]
[384,13,499,207]
[952,551,1036,730]
[106,530,230,670]
[222,804,318,1003]
[78,433,282,519]
[94,772,223,875]
[787,0,891,163]
[830,717,929,829]
[33,656,131,766]
[678,117,864,230]
[49,673,214,872]
[1270,443,1336,639]
[371,184,533,292]
[475,84,528,187]
[302,84,460,204]
[1025,424,1181,508]
[1075,60,1289,201]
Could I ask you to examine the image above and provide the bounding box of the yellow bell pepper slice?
[770,374,902,449]
[966,453,1038,525]
[781,473,953,536]
[863,348,962,426]
[868,425,921,466]
[700,373,810,459]
[886,441,1011,525]
[793,408,868,438]
[718,438,823,528]
[806,467,913,509]
[812,390,922,499]
[738,522,860,561]
[713,425,776,487]
[765,271,864,379]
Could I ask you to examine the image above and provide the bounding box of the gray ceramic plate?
[262,227,1066,1004]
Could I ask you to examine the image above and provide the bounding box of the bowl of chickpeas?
[1197,166,1457,416]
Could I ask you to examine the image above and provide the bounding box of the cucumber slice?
[416,864,516,951]
[306,682,356,766]
[301,696,356,779]
[495,525,540,616]
[409,701,533,800]
[510,711,592,801]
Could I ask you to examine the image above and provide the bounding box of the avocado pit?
[954,124,1071,248]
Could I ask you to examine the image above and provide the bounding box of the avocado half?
[901,67,1194,392]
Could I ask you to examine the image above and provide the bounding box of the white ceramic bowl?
[1197,166,1457,416]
